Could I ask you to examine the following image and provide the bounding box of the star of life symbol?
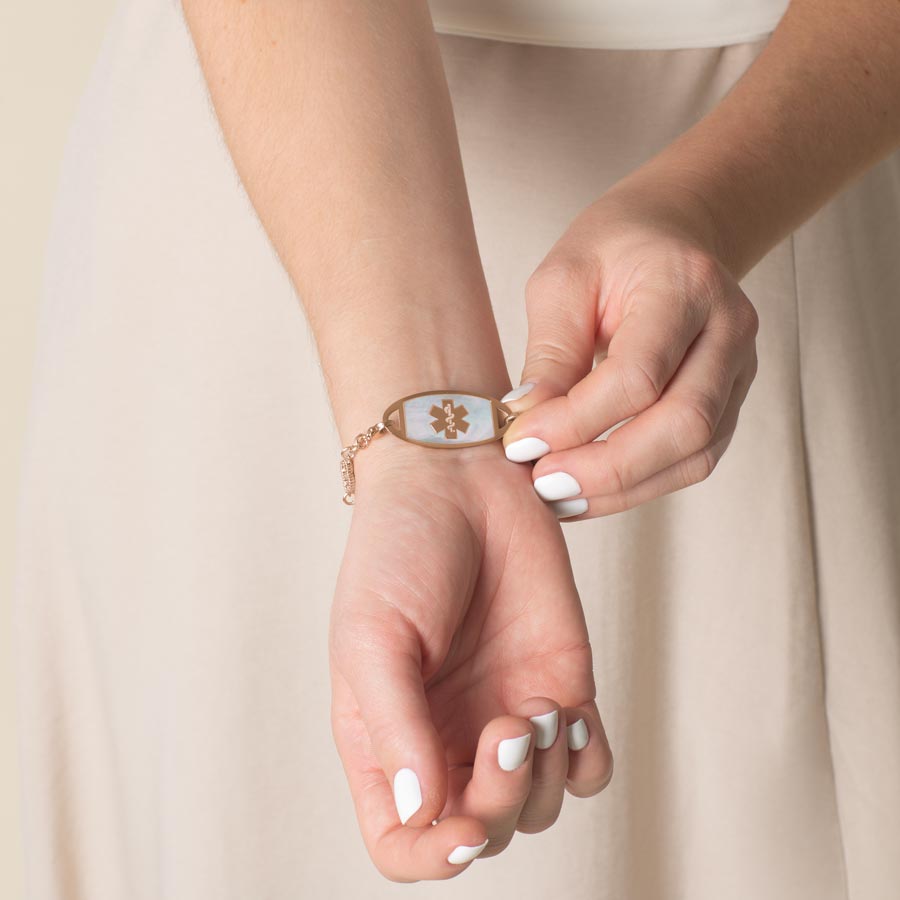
[429,399,471,439]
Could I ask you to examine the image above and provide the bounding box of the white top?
[428,0,790,50]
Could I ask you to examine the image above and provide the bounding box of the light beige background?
[1,2,118,896]
[3,4,898,898]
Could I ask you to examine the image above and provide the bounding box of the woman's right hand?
[500,179,759,518]
[329,438,613,881]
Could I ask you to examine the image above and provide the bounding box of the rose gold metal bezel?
[382,390,516,449]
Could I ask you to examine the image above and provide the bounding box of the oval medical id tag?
[382,390,516,449]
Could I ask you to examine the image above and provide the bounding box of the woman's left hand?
[501,177,760,520]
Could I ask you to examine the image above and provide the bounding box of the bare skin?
[181,0,610,881]
[180,0,900,881]
[332,439,610,880]
[502,0,900,518]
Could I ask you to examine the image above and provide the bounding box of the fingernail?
[552,498,588,519]
[505,437,550,462]
[393,768,422,825]
[498,733,532,771]
[447,838,490,865]
[529,709,559,749]
[567,719,589,751]
[534,471,581,501]
[501,382,536,403]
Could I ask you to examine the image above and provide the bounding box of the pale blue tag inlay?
[402,393,496,445]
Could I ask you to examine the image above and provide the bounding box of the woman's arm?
[500,0,900,517]
[630,0,900,280]
[180,1,611,882]
[180,0,511,442]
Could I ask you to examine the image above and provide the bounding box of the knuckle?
[670,393,718,454]
[717,298,760,348]
[602,492,639,515]
[480,837,512,859]
[568,402,598,448]
[600,456,628,495]
[679,249,743,327]
[595,751,615,793]
[372,852,418,884]
[735,298,760,341]
[525,256,592,310]
[616,355,667,412]
[679,445,717,487]
[524,337,576,374]
[568,751,614,798]
[382,869,412,884]
[592,752,615,795]
[748,348,760,379]
[683,247,726,296]
[517,809,561,834]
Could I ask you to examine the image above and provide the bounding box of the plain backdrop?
[1,1,119,894]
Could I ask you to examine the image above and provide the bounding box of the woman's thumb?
[332,611,448,828]
[502,261,597,458]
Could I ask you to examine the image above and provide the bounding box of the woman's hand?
[501,179,759,519]
[329,439,612,881]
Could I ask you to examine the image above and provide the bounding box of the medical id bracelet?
[339,390,517,505]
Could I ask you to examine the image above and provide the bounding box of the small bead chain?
[340,421,387,505]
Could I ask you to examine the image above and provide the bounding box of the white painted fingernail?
[567,719,589,751]
[393,768,422,825]
[447,838,490,865]
[504,436,551,462]
[552,498,588,519]
[529,710,559,749]
[534,471,581,501]
[501,382,536,403]
[498,733,532,771]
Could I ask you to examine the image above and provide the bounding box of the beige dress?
[14,1,900,897]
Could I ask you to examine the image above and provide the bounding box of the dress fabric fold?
[14,2,900,897]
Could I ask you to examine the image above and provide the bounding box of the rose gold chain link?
[340,421,387,505]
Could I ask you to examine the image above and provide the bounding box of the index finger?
[503,284,707,458]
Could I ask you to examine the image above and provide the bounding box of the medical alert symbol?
[430,399,470,439]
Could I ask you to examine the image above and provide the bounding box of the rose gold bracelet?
[339,390,517,505]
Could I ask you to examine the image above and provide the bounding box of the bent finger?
[443,714,537,857]
[548,368,753,520]
[514,698,569,834]
[504,283,706,461]
[531,331,753,499]
[563,701,614,798]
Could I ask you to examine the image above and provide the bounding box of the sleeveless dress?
[14,1,899,898]
[428,0,789,47]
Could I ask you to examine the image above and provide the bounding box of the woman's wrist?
[320,279,513,447]
[600,162,726,267]
[334,365,512,449]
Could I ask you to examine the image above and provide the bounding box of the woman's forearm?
[180,0,510,443]
[615,0,900,280]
